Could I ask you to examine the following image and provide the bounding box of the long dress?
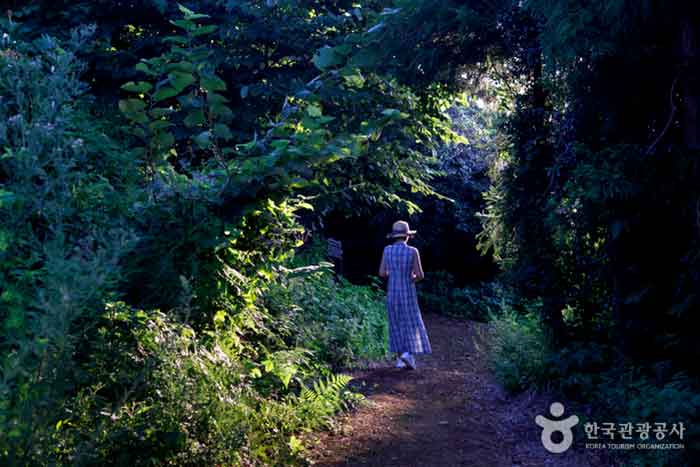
[384,243,432,355]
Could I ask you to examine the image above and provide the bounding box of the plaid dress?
[384,243,432,354]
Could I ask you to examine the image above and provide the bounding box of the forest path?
[307,313,610,467]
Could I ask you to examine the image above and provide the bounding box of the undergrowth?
[483,287,700,466]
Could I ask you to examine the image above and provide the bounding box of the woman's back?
[384,243,415,283]
[379,221,431,362]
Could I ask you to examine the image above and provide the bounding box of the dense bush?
[486,289,700,465]
[268,239,389,368]
[0,25,140,462]
[485,302,550,393]
[418,271,507,321]
[0,12,387,466]
[42,301,363,466]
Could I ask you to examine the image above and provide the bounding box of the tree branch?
[645,70,682,156]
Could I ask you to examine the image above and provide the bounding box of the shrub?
[45,299,361,466]
[486,306,551,393]
[0,25,139,463]
[54,304,249,465]
[0,26,363,465]
[267,264,389,369]
[418,272,508,321]
[487,298,700,466]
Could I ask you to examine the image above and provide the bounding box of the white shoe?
[395,357,406,368]
[400,352,416,369]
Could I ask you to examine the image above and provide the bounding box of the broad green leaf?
[121,81,153,93]
[271,140,289,150]
[210,104,233,120]
[194,130,212,148]
[301,116,320,129]
[167,61,193,73]
[178,4,209,19]
[170,19,195,31]
[132,127,147,139]
[192,25,218,37]
[262,359,274,372]
[381,108,406,119]
[178,3,195,15]
[207,93,230,105]
[201,75,227,92]
[149,120,172,131]
[154,131,175,149]
[318,115,335,124]
[169,71,195,93]
[118,98,146,114]
[125,111,149,124]
[135,62,154,75]
[163,35,189,45]
[153,85,179,102]
[312,46,343,71]
[213,123,233,140]
[349,48,380,68]
[306,104,322,117]
[183,109,206,127]
[334,44,352,56]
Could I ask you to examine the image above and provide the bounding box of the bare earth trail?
[307,313,613,467]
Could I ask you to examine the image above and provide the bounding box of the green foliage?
[0,25,139,462]
[0,10,390,465]
[54,304,248,465]
[418,272,506,321]
[40,302,359,466]
[595,370,700,467]
[487,293,700,465]
[119,6,233,171]
[7,0,440,214]
[6,0,700,465]
[486,305,551,393]
[267,254,389,368]
[297,373,358,428]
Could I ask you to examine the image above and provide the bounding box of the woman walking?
[378,221,432,369]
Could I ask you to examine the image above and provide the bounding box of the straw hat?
[386,220,417,239]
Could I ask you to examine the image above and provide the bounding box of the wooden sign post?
[327,238,343,275]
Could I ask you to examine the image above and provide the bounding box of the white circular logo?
[535,402,580,453]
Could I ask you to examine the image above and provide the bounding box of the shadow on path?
[307,314,614,467]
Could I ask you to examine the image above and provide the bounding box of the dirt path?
[307,313,613,467]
